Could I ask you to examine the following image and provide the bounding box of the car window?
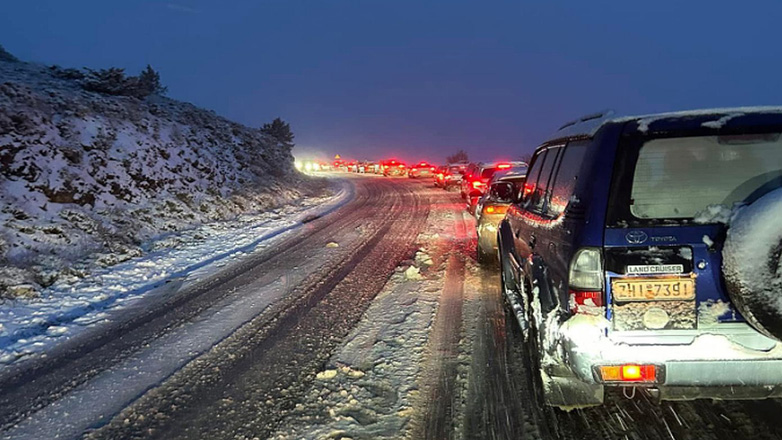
[548,141,588,216]
[480,167,497,179]
[521,150,546,206]
[528,146,562,213]
[630,134,782,219]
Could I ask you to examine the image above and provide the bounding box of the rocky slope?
[0,56,320,297]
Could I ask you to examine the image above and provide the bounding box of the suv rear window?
[630,134,782,219]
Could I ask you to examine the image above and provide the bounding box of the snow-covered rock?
[0,58,318,297]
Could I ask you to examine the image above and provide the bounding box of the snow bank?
[0,59,320,297]
[0,182,351,365]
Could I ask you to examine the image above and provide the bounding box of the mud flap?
[542,372,605,409]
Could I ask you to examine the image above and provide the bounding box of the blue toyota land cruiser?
[498,108,782,408]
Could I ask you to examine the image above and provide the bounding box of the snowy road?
[3,175,782,439]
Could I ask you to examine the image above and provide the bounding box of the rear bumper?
[559,320,782,393]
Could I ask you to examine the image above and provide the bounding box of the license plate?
[612,278,695,302]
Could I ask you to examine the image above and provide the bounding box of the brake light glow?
[472,181,487,190]
[497,163,512,169]
[399,164,405,168]
[568,248,604,314]
[522,182,534,197]
[483,205,508,215]
[412,168,417,172]
[599,365,657,383]
[569,290,604,312]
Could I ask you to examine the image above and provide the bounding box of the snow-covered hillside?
[0,57,321,298]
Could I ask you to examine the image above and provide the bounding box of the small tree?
[260,117,295,148]
[135,65,167,97]
[83,67,129,95]
[446,149,469,164]
[82,65,166,99]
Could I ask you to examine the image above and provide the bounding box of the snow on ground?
[272,192,461,440]
[0,180,351,366]
[0,58,314,299]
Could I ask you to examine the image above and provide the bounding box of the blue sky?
[3,0,782,163]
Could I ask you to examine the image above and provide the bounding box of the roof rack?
[549,109,617,141]
[557,109,615,131]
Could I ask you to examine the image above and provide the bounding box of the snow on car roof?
[551,106,782,141]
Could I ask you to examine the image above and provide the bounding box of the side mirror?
[490,182,515,203]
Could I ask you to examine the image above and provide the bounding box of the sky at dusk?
[3,0,782,164]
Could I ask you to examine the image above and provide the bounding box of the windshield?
[630,134,782,219]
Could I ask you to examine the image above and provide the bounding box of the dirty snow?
[272,189,459,440]
[0,182,351,366]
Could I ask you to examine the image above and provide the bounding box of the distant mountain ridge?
[0,54,316,297]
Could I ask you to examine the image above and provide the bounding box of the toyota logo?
[625,230,648,244]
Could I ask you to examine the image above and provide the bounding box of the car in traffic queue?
[358,161,376,173]
[433,165,448,187]
[474,167,527,262]
[497,108,782,410]
[408,162,436,178]
[463,161,526,215]
[382,159,407,176]
[438,163,467,190]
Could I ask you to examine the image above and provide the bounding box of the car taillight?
[430,167,435,171]
[472,181,487,190]
[598,365,657,383]
[497,163,511,169]
[412,168,417,172]
[437,173,443,178]
[384,165,389,169]
[522,182,535,197]
[568,248,603,313]
[483,205,508,215]
[399,164,405,168]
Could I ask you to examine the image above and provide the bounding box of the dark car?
[463,161,527,215]
[442,164,467,190]
[408,162,435,178]
[497,108,782,410]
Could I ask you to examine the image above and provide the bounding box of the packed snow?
[0,181,351,365]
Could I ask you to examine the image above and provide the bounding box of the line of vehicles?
[320,107,782,414]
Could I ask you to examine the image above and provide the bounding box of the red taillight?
[522,182,535,197]
[399,164,405,168]
[599,365,657,383]
[569,289,603,313]
[472,181,487,190]
[437,173,443,178]
[430,167,435,171]
[497,163,511,169]
[412,168,417,172]
[384,165,389,169]
[483,205,508,215]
